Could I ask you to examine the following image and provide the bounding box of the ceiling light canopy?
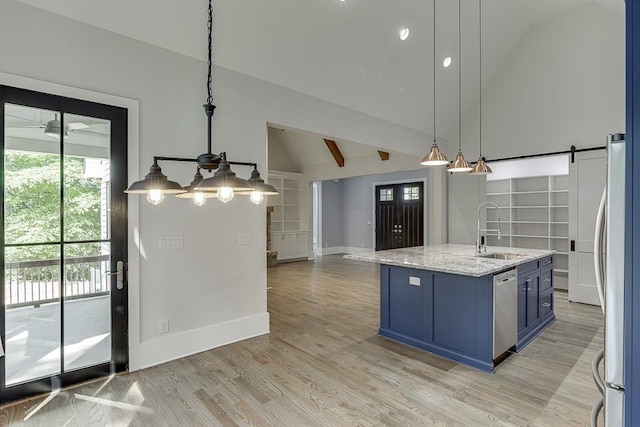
[125,0,278,205]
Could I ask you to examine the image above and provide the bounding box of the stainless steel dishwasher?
[493,268,518,359]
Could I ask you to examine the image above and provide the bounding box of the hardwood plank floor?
[0,256,604,426]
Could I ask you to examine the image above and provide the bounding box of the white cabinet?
[486,175,569,290]
[268,171,309,261]
[271,231,309,261]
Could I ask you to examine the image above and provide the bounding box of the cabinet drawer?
[540,292,553,319]
[540,256,553,268]
[540,268,553,292]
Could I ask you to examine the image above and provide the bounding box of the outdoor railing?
[4,255,111,308]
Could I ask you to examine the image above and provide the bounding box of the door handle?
[106,260,124,290]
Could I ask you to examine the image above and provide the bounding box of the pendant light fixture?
[448,0,472,173]
[175,168,217,206]
[421,0,449,167]
[470,0,493,175]
[125,0,277,204]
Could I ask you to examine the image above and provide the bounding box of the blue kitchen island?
[346,244,556,373]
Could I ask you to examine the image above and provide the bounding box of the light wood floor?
[0,256,604,426]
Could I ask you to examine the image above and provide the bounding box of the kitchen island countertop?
[344,244,554,277]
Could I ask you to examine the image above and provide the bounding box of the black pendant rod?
[482,145,606,164]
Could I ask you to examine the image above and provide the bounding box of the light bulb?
[250,190,264,205]
[193,192,207,207]
[217,187,234,203]
[147,189,164,205]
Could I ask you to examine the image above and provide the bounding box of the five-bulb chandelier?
[125,0,278,205]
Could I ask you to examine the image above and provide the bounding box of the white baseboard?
[341,246,372,255]
[130,312,270,371]
[317,246,372,256]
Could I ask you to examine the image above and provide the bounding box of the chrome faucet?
[476,201,502,255]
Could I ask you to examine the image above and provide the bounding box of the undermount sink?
[476,253,523,260]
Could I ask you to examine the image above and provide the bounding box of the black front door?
[375,182,424,250]
[0,86,128,404]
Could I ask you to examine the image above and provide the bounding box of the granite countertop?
[344,244,554,277]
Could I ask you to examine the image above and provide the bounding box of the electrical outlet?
[159,319,169,334]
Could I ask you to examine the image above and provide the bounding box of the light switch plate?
[238,232,250,245]
[160,236,183,250]
[159,319,169,334]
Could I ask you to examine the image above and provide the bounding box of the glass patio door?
[0,86,128,403]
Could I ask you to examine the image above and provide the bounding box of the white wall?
[449,3,624,244]
[0,1,434,370]
[462,3,624,160]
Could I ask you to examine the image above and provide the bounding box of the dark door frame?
[0,85,128,404]
[372,178,428,251]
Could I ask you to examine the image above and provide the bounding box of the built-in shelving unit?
[268,171,308,261]
[486,175,569,289]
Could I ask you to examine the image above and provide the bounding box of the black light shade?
[175,169,217,199]
[196,157,253,192]
[237,167,279,195]
[125,163,186,194]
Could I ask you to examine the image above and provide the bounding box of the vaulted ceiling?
[14,0,624,171]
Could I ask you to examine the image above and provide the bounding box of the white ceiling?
[15,0,624,143]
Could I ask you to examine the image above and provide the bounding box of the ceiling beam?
[378,150,390,161]
[324,139,345,168]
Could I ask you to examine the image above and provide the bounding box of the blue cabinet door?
[517,275,528,336]
[433,273,492,359]
[387,268,432,340]
[527,275,541,328]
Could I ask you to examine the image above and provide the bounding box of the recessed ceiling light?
[399,27,410,41]
[443,56,452,67]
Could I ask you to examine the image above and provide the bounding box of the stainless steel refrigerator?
[592,133,626,426]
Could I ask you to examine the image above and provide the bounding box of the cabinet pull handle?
[542,302,551,308]
[543,279,551,283]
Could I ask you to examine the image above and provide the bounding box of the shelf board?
[554,269,569,274]
[550,236,569,239]
[511,234,548,238]
[511,190,549,195]
[487,192,510,196]
[510,220,548,224]
[510,206,548,209]
[550,221,569,224]
[550,190,569,193]
[551,205,569,208]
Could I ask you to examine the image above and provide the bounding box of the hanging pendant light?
[175,168,217,206]
[470,0,493,176]
[124,161,186,204]
[197,152,253,203]
[236,166,279,205]
[421,0,449,167]
[448,0,472,173]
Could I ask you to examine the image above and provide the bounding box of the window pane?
[64,113,111,241]
[4,104,61,245]
[63,242,111,371]
[5,245,61,386]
